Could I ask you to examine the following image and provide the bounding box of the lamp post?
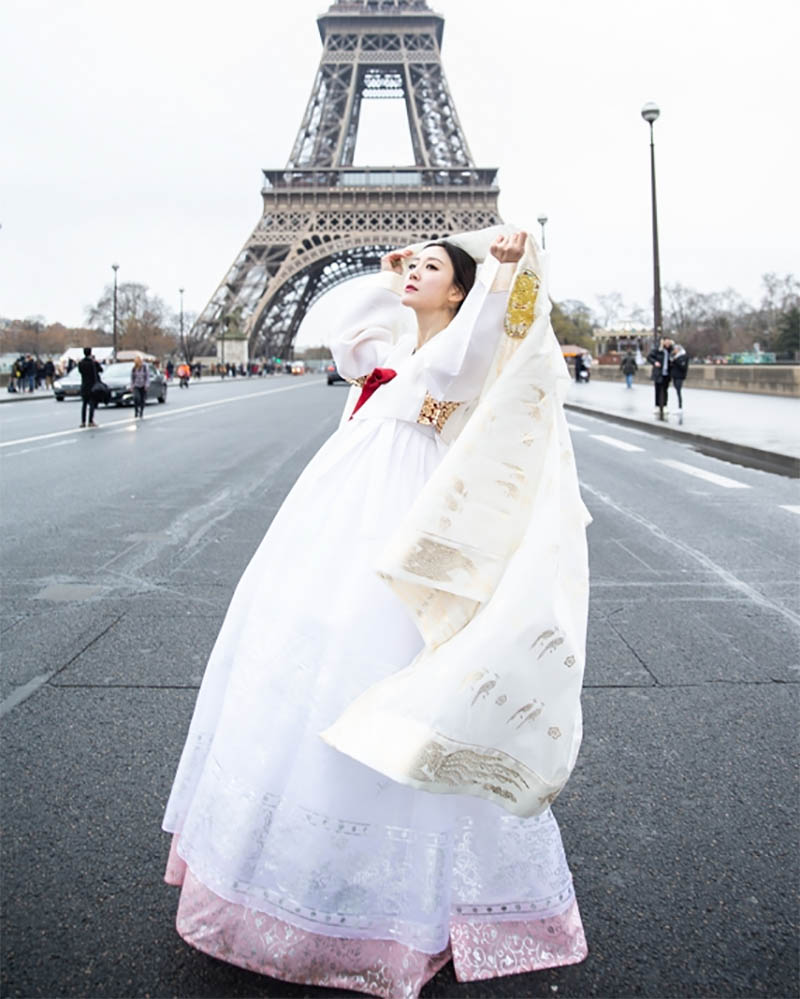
[179,287,185,361]
[641,102,662,350]
[537,214,548,250]
[111,263,119,359]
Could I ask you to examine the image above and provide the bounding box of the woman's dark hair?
[425,241,476,312]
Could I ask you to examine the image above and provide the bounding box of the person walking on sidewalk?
[130,355,150,419]
[78,347,103,428]
[620,351,638,388]
[670,343,689,412]
[647,337,673,420]
[22,355,36,393]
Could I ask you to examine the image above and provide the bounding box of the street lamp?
[641,102,662,351]
[537,214,548,250]
[179,287,185,360]
[111,263,119,359]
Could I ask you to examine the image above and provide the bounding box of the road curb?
[0,392,53,404]
[565,402,800,479]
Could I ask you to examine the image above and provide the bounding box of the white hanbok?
[163,254,587,999]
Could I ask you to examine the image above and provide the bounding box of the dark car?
[326,362,346,385]
[53,362,167,406]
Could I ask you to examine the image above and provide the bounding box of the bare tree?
[86,281,178,356]
[595,292,624,330]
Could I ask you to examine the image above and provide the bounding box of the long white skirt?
[163,415,587,999]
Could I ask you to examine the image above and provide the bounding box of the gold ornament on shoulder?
[504,268,540,339]
[417,393,461,433]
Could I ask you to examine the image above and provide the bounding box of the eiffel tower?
[197,0,502,365]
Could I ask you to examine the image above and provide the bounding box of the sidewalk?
[566,377,799,473]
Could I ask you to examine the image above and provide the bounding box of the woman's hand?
[490,231,527,264]
[381,248,414,274]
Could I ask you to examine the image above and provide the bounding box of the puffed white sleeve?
[330,272,405,381]
[419,256,515,402]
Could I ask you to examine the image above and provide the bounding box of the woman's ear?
[448,284,465,309]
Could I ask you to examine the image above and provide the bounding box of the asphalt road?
[1,378,798,999]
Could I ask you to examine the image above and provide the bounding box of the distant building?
[593,320,651,357]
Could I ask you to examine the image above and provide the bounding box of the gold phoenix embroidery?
[417,394,461,433]
[504,268,540,339]
[401,536,475,582]
[409,740,530,804]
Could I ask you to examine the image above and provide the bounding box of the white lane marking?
[580,481,800,630]
[2,438,78,458]
[0,381,320,450]
[567,423,587,432]
[590,434,644,453]
[657,458,750,490]
[779,505,800,515]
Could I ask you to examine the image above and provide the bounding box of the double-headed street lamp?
[641,101,662,350]
[111,263,119,358]
[537,214,548,250]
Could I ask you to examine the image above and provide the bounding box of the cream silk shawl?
[322,226,591,818]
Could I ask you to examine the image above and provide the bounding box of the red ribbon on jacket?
[349,367,397,418]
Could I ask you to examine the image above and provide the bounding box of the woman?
[163,231,588,998]
[670,342,689,410]
[130,355,149,418]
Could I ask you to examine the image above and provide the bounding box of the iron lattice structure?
[196,0,502,359]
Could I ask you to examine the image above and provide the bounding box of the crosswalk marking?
[657,459,750,489]
[590,434,644,453]
[779,505,800,516]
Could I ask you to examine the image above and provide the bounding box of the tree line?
[552,272,799,358]
[1,282,210,362]
[2,271,798,362]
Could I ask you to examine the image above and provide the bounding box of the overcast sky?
[2,0,798,346]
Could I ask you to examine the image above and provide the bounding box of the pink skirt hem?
[165,836,587,998]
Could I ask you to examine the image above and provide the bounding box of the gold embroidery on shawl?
[401,536,475,582]
[345,375,368,387]
[504,268,540,339]
[417,394,461,433]
[409,740,530,804]
[507,700,544,730]
[531,628,564,659]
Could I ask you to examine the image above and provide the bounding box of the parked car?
[53,362,167,406]
[326,362,346,385]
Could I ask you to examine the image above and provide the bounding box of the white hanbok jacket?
[323,227,591,818]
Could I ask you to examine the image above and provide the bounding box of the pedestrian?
[176,362,191,388]
[166,359,175,380]
[12,356,24,392]
[43,358,55,390]
[23,354,36,393]
[670,342,689,411]
[162,230,591,996]
[77,347,103,428]
[620,350,637,388]
[130,355,150,418]
[647,336,673,419]
[574,351,584,383]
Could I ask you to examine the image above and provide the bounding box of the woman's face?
[400,246,464,314]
